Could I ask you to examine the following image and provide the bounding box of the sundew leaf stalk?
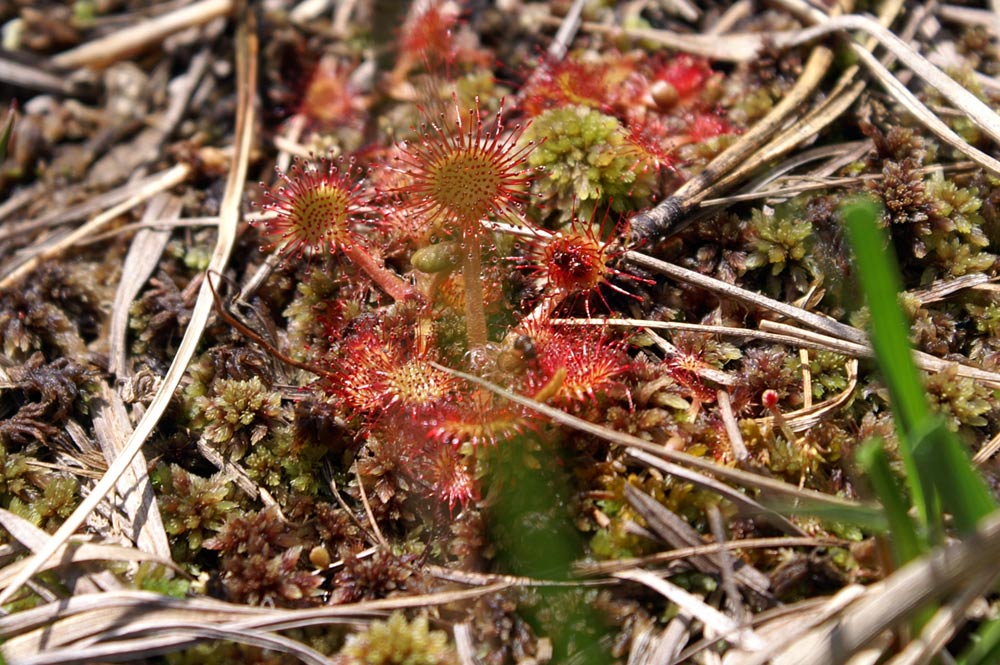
[256,157,416,302]
[393,95,537,348]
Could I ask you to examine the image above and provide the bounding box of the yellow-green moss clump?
[8,475,78,531]
[152,464,238,561]
[335,613,456,665]
[194,376,283,461]
[523,105,657,221]
[745,205,815,277]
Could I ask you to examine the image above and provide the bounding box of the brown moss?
[0,289,83,360]
[0,354,96,451]
[203,506,322,607]
[129,271,193,358]
[329,547,429,605]
[730,346,797,413]
[196,375,283,461]
[869,159,933,228]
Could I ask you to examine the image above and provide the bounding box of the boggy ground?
[1,0,1000,663]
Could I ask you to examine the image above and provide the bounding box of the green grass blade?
[911,416,996,535]
[771,501,888,533]
[855,438,923,564]
[842,196,931,527]
[958,616,1000,665]
[841,197,929,436]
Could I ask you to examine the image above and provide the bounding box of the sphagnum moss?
[152,464,239,560]
[523,105,657,220]
[335,613,456,665]
[195,375,283,461]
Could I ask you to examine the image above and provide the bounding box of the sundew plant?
[4,1,1000,664]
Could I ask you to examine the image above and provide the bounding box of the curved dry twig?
[754,359,859,433]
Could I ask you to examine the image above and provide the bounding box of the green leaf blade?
[856,438,924,564]
[911,417,996,535]
[842,195,931,527]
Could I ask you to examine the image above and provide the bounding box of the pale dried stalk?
[631,45,835,237]
[766,509,1000,665]
[701,160,976,207]
[289,0,331,23]
[851,44,1000,177]
[0,8,257,610]
[551,18,776,61]
[108,194,179,378]
[763,319,1000,388]
[627,251,1000,387]
[0,163,190,289]
[548,0,587,59]
[234,114,308,306]
[706,73,865,197]
[973,430,1000,464]
[578,536,844,577]
[624,484,774,591]
[551,317,868,356]
[624,251,867,345]
[937,4,995,29]
[195,436,270,503]
[271,134,313,161]
[0,57,77,96]
[696,0,908,206]
[723,585,869,665]
[799,349,813,410]
[0,170,188,242]
[754,360,858,433]
[627,449,804,536]
[91,383,172,559]
[52,0,234,69]
[615,568,765,652]
[0,508,177,590]
[884,569,1000,665]
[739,9,1000,178]
[716,390,749,462]
[666,0,702,23]
[0,539,179,594]
[1,584,512,661]
[15,624,332,665]
[707,505,746,628]
[908,273,989,305]
[784,15,1000,147]
[454,622,478,665]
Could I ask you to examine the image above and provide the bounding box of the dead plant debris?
[1,0,1000,663]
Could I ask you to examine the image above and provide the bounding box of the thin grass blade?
[841,196,931,528]
[855,438,923,565]
[911,417,996,535]
[958,616,1000,665]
